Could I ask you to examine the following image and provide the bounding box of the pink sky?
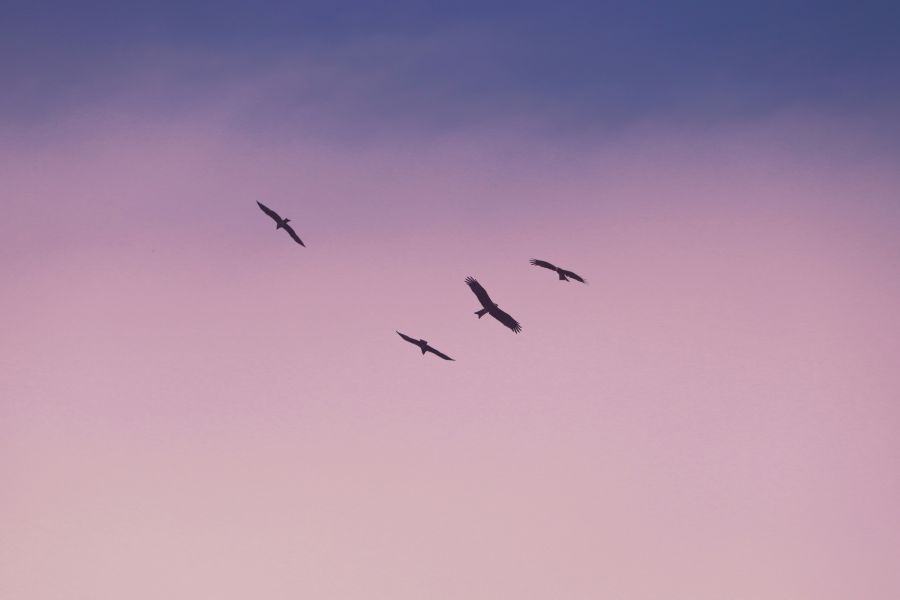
[3,112,900,599]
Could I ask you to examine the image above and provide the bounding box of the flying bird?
[465,276,522,333]
[256,201,305,246]
[396,331,455,361]
[529,259,586,283]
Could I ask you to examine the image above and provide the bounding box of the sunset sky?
[3,2,900,598]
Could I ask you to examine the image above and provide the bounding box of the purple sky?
[3,2,900,598]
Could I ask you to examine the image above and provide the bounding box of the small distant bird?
[396,331,455,361]
[529,259,586,283]
[256,201,305,246]
[465,276,522,333]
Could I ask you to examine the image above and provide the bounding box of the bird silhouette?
[530,259,586,283]
[257,201,305,246]
[396,331,455,360]
[465,276,522,333]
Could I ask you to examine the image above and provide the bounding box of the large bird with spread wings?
[257,201,305,246]
[396,332,455,361]
[465,276,522,333]
[529,259,586,283]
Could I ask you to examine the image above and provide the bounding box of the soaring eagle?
[396,332,455,361]
[256,201,305,246]
[529,259,586,283]
[465,276,522,334]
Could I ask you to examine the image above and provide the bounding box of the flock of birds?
[256,201,586,362]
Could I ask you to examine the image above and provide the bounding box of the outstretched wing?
[530,259,557,271]
[257,201,281,223]
[425,345,455,361]
[488,306,522,334]
[465,276,494,308]
[282,223,305,247]
[396,331,420,345]
[560,269,586,283]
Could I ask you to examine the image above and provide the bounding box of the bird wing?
[396,331,420,345]
[488,305,522,333]
[282,223,305,246]
[257,201,281,223]
[560,269,586,283]
[530,259,557,271]
[425,345,455,361]
[465,276,494,308]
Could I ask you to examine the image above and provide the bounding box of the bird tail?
[475,308,489,318]
[421,348,428,355]
[558,271,569,281]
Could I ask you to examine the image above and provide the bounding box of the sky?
[3,2,900,598]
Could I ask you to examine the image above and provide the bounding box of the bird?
[396,331,455,361]
[465,276,522,333]
[529,259,586,283]
[256,201,305,246]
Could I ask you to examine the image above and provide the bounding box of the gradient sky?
[3,2,900,599]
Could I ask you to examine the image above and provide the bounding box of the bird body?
[396,332,455,361]
[257,201,305,246]
[529,259,585,283]
[465,276,522,333]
